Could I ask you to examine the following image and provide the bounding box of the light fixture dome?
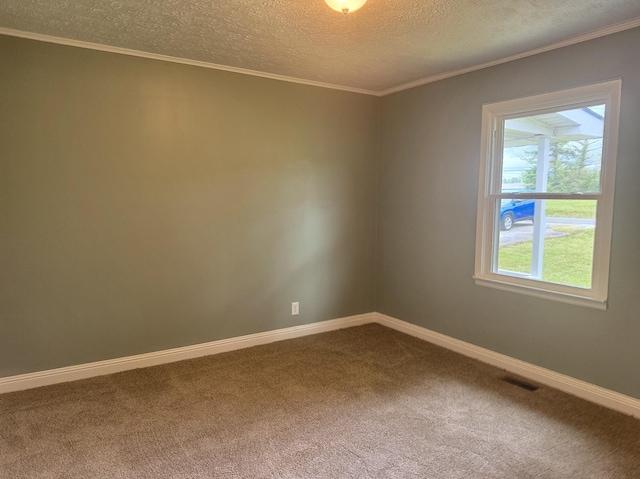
[324,0,368,14]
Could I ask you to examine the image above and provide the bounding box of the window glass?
[474,81,620,309]
[501,105,605,194]
[496,199,597,289]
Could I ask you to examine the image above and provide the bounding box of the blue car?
[500,198,535,230]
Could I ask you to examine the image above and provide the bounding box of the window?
[474,80,621,309]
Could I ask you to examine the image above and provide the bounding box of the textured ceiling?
[1,0,639,93]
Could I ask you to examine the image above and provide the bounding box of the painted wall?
[2,27,639,401]
[0,35,379,377]
[377,27,640,399]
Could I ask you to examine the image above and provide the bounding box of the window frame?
[474,80,622,310]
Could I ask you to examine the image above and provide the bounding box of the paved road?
[500,217,595,246]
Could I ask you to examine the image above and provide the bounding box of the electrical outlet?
[291,302,299,316]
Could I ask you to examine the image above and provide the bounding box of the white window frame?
[474,80,621,310]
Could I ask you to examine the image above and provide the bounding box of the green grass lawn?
[544,199,596,218]
[498,226,595,288]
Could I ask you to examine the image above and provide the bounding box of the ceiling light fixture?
[324,0,368,14]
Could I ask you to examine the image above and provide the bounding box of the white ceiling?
[1,0,639,95]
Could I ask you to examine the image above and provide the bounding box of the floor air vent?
[501,376,539,391]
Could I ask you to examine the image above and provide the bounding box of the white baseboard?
[0,313,374,394]
[373,312,640,419]
[2,310,639,420]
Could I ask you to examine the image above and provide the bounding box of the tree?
[521,139,601,193]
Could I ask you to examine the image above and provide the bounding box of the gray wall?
[0,35,378,377]
[2,27,639,401]
[377,27,640,399]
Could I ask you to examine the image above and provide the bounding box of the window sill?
[473,276,607,310]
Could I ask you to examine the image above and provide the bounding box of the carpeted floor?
[1,324,639,478]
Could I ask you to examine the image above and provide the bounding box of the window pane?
[501,105,605,194]
[496,199,596,288]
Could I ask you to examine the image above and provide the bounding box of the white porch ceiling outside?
[504,109,604,148]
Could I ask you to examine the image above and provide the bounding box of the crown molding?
[378,17,640,96]
[2,17,639,98]
[0,27,379,97]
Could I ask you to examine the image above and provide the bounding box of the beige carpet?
[1,324,639,478]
